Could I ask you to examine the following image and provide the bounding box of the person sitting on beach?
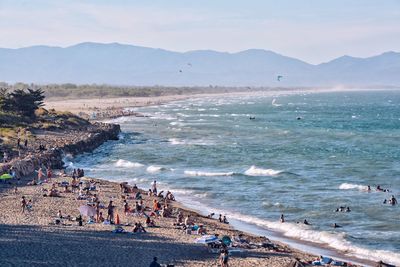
[21,196,27,213]
[219,214,223,222]
[133,184,138,190]
[157,191,164,198]
[207,213,215,219]
[389,195,398,206]
[98,212,105,223]
[184,215,193,227]
[234,233,249,245]
[64,185,71,193]
[223,216,229,224]
[26,200,33,211]
[176,211,183,225]
[145,216,156,227]
[133,222,146,233]
[165,191,175,201]
[153,199,160,212]
[196,225,207,235]
[148,189,153,197]
[49,188,60,197]
[135,191,142,200]
[135,201,143,214]
[149,257,161,267]
[57,210,63,219]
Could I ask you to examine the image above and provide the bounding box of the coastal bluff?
[1,122,120,178]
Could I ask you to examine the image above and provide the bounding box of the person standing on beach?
[152,180,157,195]
[280,214,285,223]
[37,168,44,182]
[220,246,229,267]
[149,257,161,267]
[107,200,114,223]
[21,196,27,213]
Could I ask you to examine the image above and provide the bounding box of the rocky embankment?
[0,122,120,178]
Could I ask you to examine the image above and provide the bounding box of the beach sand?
[0,173,318,267]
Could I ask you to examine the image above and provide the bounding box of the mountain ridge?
[0,42,398,86]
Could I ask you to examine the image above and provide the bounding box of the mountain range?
[0,42,399,86]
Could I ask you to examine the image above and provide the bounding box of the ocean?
[69,90,400,265]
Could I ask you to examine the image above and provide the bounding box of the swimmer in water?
[389,195,398,206]
[345,207,351,212]
[333,223,342,228]
[303,219,310,225]
[367,185,371,191]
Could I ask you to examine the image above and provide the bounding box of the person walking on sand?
[21,196,27,213]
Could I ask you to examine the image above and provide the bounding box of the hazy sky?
[0,0,399,64]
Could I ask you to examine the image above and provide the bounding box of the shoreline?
[36,88,398,266]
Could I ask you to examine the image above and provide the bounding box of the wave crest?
[339,183,367,191]
[244,166,283,176]
[146,165,166,173]
[115,159,144,168]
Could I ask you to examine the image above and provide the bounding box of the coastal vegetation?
[0,82,279,100]
[0,86,89,161]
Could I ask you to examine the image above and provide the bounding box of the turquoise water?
[71,90,400,265]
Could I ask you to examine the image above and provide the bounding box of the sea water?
[71,90,400,265]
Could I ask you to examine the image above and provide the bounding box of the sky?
[0,0,399,64]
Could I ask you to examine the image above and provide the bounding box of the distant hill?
[0,42,399,86]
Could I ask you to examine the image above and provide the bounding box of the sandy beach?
[0,173,319,267]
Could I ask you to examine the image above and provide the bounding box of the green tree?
[0,88,8,111]
[8,88,45,117]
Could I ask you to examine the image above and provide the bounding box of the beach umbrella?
[195,235,218,244]
[0,173,12,180]
[78,205,96,217]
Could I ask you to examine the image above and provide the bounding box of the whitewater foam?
[272,98,283,107]
[115,159,144,168]
[146,165,166,173]
[186,204,400,266]
[184,170,234,177]
[339,183,368,191]
[244,166,283,176]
